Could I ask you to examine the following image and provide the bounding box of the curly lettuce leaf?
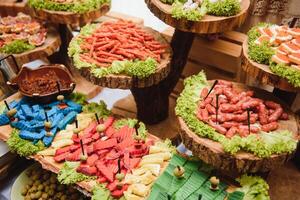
[171,1,204,21]
[28,0,110,14]
[125,58,157,78]
[92,184,126,200]
[0,40,35,54]
[7,129,45,157]
[270,63,300,88]
[176,72,297,157]
[58,161,95,185]
[82,100,111,117]
[207,0,240,16]
[236,175,270,200]
[155,139,177,154]
[69,92,87,105]
[113,118,138,129]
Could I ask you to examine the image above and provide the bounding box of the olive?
[173,166,185,178]
[44,121,52,129]
[57,95,64,101]
[61,195,67,200]
[50,176,56,184]
[6,108,17,117]
[57,185,64,191]
[115,173,125,181]
[37,185,44,191]
[80,154,87,161]
[73,128,80,135]
[42,193,48,199]
[35,191,42,198]
[96,124,106,132]
[21,187,28,196]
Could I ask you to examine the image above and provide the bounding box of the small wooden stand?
[0,26,61,67]
[133,0,250,124]
[0,0,28,17]
[178,81,299,174]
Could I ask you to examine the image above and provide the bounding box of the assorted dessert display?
[0,12,47,54]
[247,24,300,87]
[176,72,297,159]
[28,0,110,14]
[69,20,170,83]
[160,0,242,21]
[19,165,88,200]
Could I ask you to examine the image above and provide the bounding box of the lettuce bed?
[247,23,300,88]
[171,0,241,21]
[28,0,110,14]
[175,72,297,158]
[68,24,158,79]
[0,40,35,54]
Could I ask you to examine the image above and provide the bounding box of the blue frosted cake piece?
[16,110,25,120]
[47,106,58,117]
[32,105,40,113]
[66,100,82,112]
[9,100,19,109]
[42,127,58,147]
[21,104,34,119]
[0,114,9,125]
[58,111,77,130]
[51,113,64,128]
[19,130,43,140]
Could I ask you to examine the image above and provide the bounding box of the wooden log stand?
[133,0,250,124]
[0,0,28,17]
[178,81,299,174]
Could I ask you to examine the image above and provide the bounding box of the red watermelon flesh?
[84,121,97,135]
[77,164,97,176]
[70,144,80,152]
[54,151,69,163]
[86,144,94,155]
[116,137,135,151]
[94,138,117,151]
[87,154,99,166]
[106,148,121,160]
[96,149,110,157]
[113,126,134,141]
[123,150,130,170]
[97,176,107,183]
[65,148,81,161]
[129,158,141,170]
[55,146,71,156]
[105,126,116,138]
[103,117,114,130]
[107,180,118,191]
[92,133,100,141]
[111,185,129,199]
[96,161,114,182]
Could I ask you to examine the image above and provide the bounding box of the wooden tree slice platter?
[178,81,299,174]
[26,3,110,26]
[0,0,28,17]
[145,0,250,34]
[242,39,300,92]
[75,27,172,89]
[0,26,61,67]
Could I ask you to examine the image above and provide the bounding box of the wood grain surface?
[145,0,250,33]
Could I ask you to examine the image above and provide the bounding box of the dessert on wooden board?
[245,24,300,88]
[69,20,171,88]
[0,12,47,54]
[176,72,298,173]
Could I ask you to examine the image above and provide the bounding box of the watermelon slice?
[54,151,69,163]
[65,148,81,161]
[116,137,135,151]
[105,126,116,138]
[96,161,114,182]
[92,133,100,141]
[107,180,118,191]
[103,116,114,129]
[124,150,130,170]
[77,164,97,176]
[97,176,107,183]
[55,146,71,156]
[111,185,129,199]
[94,138,117,151]
[129,158,141,170]
[87,154,99,166]
[83,121,97,135]
[106,148,121,160]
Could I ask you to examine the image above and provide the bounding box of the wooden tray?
[0,0,28,17]
[242,39,300,92]
[0,26,61,67]
[74,26,172,89]
[145,0,250,34]
[178,81,299,174]
[26,3,110,26]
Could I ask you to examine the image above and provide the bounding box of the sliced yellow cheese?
[131,184,149,197]
[124,174,140,184]
[139,157,164,166]
[149,145,170,154]
[132,167,147,176]
[123,191,143,200]
[52,139,73,148]
[142,152,172,161]
[141,164,161,176]
[37,148,56,156]
[55,130,73,141]
[139,171,156,185]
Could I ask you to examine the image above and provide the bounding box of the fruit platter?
[0,88,271,199]
[26,0,111,25]
[0,12,61,65]
[243,24,300,90]
[69,20,171,89]
[176,72,299,174]
[145,0,250,33]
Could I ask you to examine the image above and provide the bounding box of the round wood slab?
[26,3,110,26]
[178,81,299,174]
[0,26,61,67]
[74,27,172,89]
[0,0,28,17]
[145,0,250,34]
[242,40,300,92]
